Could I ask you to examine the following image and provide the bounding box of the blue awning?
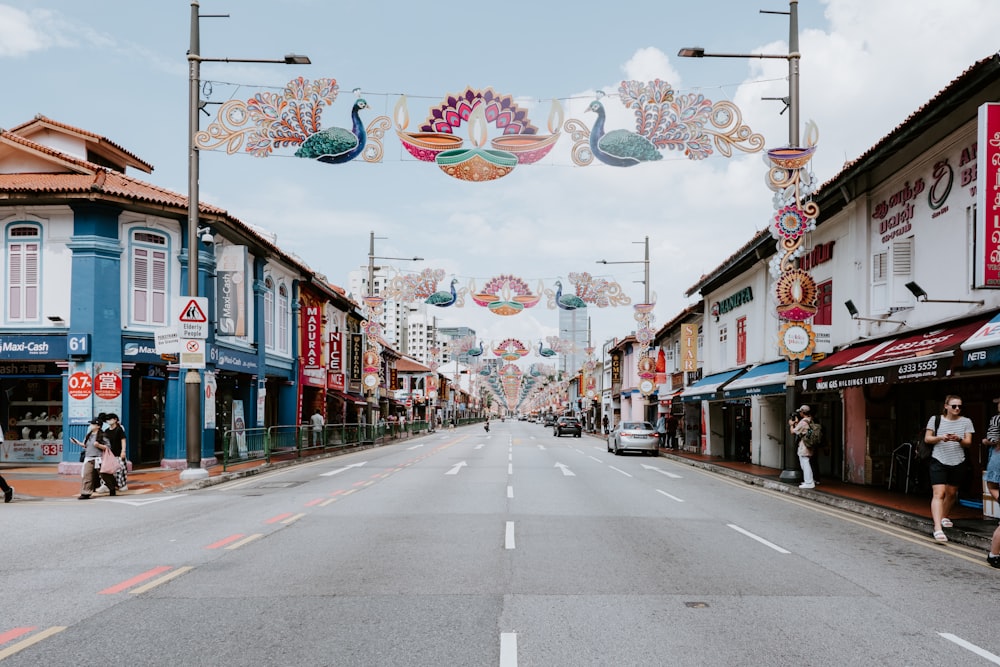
[679,367,747,402]
[722,359,813,399]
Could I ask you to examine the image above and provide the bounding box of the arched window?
[264,276,275,350]
[277,283,290,354]
[130,231,168,325]
[6,225,41,322]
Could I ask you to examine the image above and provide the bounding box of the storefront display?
[2,370,63,463]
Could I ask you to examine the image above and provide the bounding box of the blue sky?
[3,0,999,357]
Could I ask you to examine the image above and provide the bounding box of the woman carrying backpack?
[790,405,817,489]
[924,395,974,543]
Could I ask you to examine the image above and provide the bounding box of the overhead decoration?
[196,77,763,180]
[424,278,464,308]
[567,272,631,307]
[385,268,446,302]
[471,275,543,316]
[563,80,764,167]
[536,340,557,358]
[194,78,390,163]
[361,296,386,393]
[768,121,821,361]
[493,338,529,361]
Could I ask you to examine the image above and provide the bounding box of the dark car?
[553,416,582,437]
[543,414,557,427]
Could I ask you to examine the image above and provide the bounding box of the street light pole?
[679,0,804,480]
[182,1,310,480]
[596,235,651,304]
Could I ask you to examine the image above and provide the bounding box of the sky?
[3,0,1000,364]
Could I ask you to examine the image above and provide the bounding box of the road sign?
[179,338,206,369]
[174,297,208,339]
[155,328,181,354]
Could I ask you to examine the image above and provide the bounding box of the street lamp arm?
[374,256,423,261]
[678,48,793,60]
[190,54,311,65]
[596,260,644,265]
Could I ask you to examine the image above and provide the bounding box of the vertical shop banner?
[977,103,1000,287]
[92,362,122,417]
[231,400,247,459]
[390,368,398,391]
[204,371,217,430]
[302,304,322,369]
[349,333,363,382]
[67,360,93,424]
[216,245,248,336]
[681,324,697,372]
[328,332,342,372]
[610,351,621,387]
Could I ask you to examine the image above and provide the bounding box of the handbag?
[917,415,941,460]
[114,461,128,490]
[100,447,120,474]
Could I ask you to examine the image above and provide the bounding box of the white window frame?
[130,230,168,326]
[6,224,41,323]
[277,282,289,354]
[264,276,275,350]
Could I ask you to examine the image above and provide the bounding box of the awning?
[679,367,747,402]
[797,315,992,392]
[328,388,367,405]
[961,311,1000,366]
[722,358,813,399]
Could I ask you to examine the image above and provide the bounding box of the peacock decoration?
[537,341,556,358]
[467,341,485,357]
[548,280,587,311]
[424,278,459,307]
[564,80,764,167]
[194,77,390,164]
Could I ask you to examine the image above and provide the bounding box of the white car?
[607,421,659,455]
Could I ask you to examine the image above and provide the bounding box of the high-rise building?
[559,306,589,378]
[347,266,409,351]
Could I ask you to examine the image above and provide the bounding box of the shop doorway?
[135,373,166,465]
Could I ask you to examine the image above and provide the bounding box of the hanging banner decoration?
[493,338,529,361]
[564,80,764,167]
[195,78,390,164]
[567,272,631,307]
[768,121,821,361]
[383,268,446,302]
[633,301,658,396]
[361,296,385,392]
[536,339,557,358]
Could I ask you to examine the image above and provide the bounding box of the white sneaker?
[95,484,109,495]
[799,482,815,489]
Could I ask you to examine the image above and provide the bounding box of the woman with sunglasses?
[924,395,974,542]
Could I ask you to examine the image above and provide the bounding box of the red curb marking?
[205,534,246,550]
[265,513,293,524]
[328,489,346,496]
[304,498,324,507]
[99,566,173,594]
[0,627,35,645]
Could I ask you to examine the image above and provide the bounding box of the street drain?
[684,602,709,608]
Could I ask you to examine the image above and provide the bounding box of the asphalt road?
[2,420,999,666]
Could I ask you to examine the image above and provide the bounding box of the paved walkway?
[2,431,996,551]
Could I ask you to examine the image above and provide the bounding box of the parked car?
[553,416,582,437]
[607,421,658,455]
[543,414,557,427]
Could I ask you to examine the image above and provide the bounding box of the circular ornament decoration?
[773,204,812,240]
[775,268,818,321]
[778,321,815,360]
[639,379,655,396]
[767,146,816,170]
[363,373,379,388]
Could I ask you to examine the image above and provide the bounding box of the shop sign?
[209,344,258,372]
[216,245,248,337]
[328,371,345,390]
[680,324,697,372]
[610,351,621,386]
[301,304,322,370]
[801,357,947,392]
[0,334,65,360]
[300,366,326,387]
[124,339,166,363]
[92,363,122,417]
[977,102,1000,287]
[349,333,363,382]
[713,286,753,317]
[329,332,342,372]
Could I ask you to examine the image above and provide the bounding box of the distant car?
[543,415,557,427]
[608,421,659,455]
[553,416,582,437]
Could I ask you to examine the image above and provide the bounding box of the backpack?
[802,420,823,448]
[916,415,940,460]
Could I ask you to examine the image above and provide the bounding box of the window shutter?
[890,238,914,308]
[133,248,149,322]
[871,251,888,313]
[8,244,22,319]
[152,250,166,324]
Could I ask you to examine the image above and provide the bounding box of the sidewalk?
[2,433,996,551]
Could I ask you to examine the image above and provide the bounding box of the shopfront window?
[6,224,40,322]
[264,276,274,350]
[277,283,290,354]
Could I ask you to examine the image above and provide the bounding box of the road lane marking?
[609,466,632,477]
[588,456,602,462]
[554,462,575,476]
[100,566,173,594]
[407,444,424,450]
[727,523,790,554]
[656,489,685,502]
[0,627,66,660]
[0,627,35,644]
[129,566,194,595]
[320,461,368,477]
[446,461,468,475]
[500,632,517,666]
[508,463,513,475]
[305,498,325,507]
[282,513,306,524]
[507,485,513,498]
[265,513,294,524]
[641,463,682,478]
[225,534,264,550]
[206,534,246,550]
[505,521,516,549]
[939,633,1000,664]
[475,444,485,450]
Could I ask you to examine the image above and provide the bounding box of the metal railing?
[219,420,435,470]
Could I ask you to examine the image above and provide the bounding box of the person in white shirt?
[924,395,974,543]
[310,410,325,446]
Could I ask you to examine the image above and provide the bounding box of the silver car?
[607,421,659,455]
